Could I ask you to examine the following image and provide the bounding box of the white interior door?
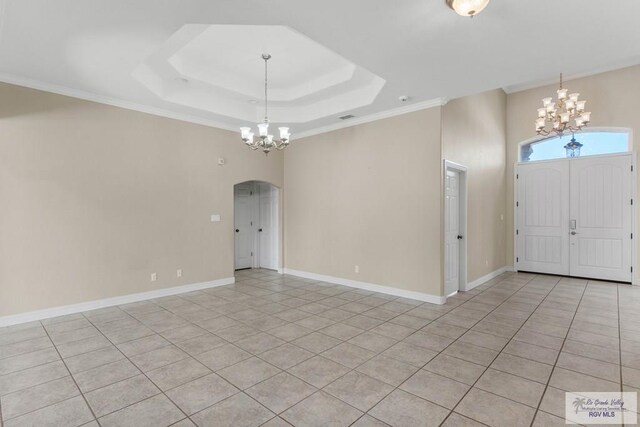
[516,161,570,275]
[569,155,632,282]
[234,183,253,270]
[259,183,278,270]
[444,169,460,295]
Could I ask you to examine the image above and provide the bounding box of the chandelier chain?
[264,55,268,122]
[239,53,291,154]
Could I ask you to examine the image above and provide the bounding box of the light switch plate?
[211,214,221,222]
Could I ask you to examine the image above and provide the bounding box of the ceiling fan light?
[446,0,490,17]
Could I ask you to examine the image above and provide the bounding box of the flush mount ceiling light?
[240,54,291,155]
[446,0,490,17]
[535,73,591,136]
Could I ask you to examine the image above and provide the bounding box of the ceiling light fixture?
[535,73,591,136]
[240,54,291,155]
[446,0,490,17]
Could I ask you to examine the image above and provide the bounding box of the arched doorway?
[233,181,280,271]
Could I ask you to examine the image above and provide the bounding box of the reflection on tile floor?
[1,269,639,426]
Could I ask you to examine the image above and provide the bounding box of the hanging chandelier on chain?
[535,73,591,137]
[240,54,291,155]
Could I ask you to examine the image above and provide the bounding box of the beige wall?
[442,89,507,283]
[6,64,638,317]
[506,65,640,281]
[284,109,444,296]
[0,83,283,316]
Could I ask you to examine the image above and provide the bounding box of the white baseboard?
[464,266,512,292]
[277,268,284,274]
[283,268,446,305]
[0,277,235,328]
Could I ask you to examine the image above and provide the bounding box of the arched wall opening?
[233,180,281,272]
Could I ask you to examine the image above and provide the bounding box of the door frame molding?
[443,160,468,295]
[514,152,636,285]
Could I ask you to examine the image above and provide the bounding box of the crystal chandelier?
[535,73,591,136]
[240,54,291,155]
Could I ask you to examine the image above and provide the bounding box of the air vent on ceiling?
[339,114,356,120]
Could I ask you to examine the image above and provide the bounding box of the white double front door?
[516,154,633,282]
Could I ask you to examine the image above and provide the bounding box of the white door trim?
[444,160,468,295]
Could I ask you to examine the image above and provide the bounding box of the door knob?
[457,235,463,240]
[570,231,578,235]
[235,229,239,233]
[258,228,263,232]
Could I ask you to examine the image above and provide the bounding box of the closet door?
[516,161,570,275]
[569,154,633,282]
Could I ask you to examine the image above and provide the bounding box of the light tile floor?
[1,269,639,426]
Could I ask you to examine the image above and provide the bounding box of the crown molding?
[502,56,640,94]
[294,97,449,139]
[0,72,240,133]
[0,71,448,139]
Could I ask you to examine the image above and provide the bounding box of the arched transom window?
[520,130,631,162]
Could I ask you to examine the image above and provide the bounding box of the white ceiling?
[0,0,639,137]
[133,25,385,124]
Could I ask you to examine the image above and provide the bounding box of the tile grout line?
[437,275,565,426]
[38,320,102,425]
[81,275,373,425]
[4,271,443,425]
[371,274,550,425]
[5,271,622,426]
[0,273,545,425]
[179,272,379,425]
[342,273,536,426]
[184,295,436,422]
[78,313,197,426]
[528,279,589,426]
[348,274,535,426]
[170,274,480,423]
[240,285,484,424]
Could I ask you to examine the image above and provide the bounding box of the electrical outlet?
[354,265,359,273]
[500,214,504,221]
[151,273,157,282]
[485,260,489,267]
[177,269,182,278]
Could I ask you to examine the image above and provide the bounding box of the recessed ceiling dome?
[133,25,386,124]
